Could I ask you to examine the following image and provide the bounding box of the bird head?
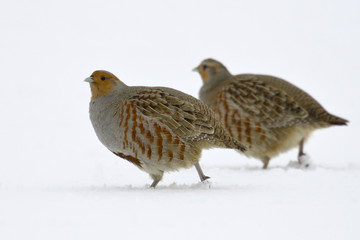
[85,70,121,100]
[193,58,231,83]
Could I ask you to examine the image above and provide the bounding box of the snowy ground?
[1,155,360,240]
[1,1,360,239]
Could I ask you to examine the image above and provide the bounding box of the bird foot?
[298,154,312,168]
[200,178,212,189]
[200,175,211,182]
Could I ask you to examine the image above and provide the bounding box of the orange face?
[85,70,120,100]
[195,64,209,83]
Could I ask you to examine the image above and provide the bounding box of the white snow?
[1,0,360,239]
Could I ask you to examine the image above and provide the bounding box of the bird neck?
[200,72,232,105]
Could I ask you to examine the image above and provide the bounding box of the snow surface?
[1,0,360,239]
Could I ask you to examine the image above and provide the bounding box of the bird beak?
[84,77,94,83]
[192,66,199,72]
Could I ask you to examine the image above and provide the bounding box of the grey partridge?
[194,59,348,168]
[85,70,246,187]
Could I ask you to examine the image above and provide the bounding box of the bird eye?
[100,76,106,81]
[202,65,208,70]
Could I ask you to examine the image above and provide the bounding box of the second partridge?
[194,59,348,168]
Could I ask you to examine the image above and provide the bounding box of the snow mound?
[286,154,315,169]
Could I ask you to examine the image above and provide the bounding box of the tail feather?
[215,126,247,152]
[224,139,247,152]
[233,140,247,152]
[328,115,348,126]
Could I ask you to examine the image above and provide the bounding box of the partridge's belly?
[214,104,312,159]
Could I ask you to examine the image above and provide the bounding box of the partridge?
[85,70,246,187]
[194,58,348,168]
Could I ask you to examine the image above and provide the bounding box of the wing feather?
[128,89,215,138]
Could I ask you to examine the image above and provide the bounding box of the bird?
[85,70,246,187]
[193,58,348,169]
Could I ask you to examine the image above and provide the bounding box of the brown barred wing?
[223,76,309,128]
[128,89,215,140]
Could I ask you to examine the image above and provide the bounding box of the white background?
[1,0,359,239]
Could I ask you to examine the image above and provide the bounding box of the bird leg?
[149,173,163,188]
[150,179,160,188]
[297,138,310,167]
[194,162,210,182]
[298,138,305,163]
[262,156,270,169]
